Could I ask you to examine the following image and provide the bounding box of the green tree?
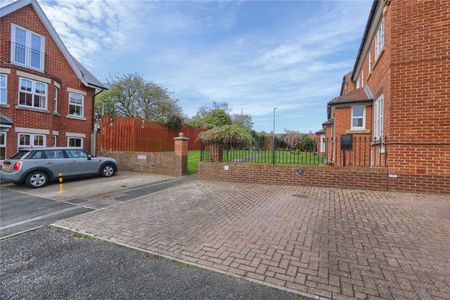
[95,73,182,122]
[188,102,232,128]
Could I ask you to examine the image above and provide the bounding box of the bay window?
[11,24,45,71]
[18,77,47,109]
[68,92,84,117]
[351,106,365,130]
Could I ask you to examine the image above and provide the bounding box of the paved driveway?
[1,172,191,237]
[56,181,450,299]
[2,171,171,202]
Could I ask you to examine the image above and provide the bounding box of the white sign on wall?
[137,154,147,160]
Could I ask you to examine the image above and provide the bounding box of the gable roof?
[329,88,372,105]
[339,71,353,96]
[0,0,107,90]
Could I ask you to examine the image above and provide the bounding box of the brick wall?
[198,162,388,191]
[388,0,450,177]
[0,4,96,156]
[198,162,450,194]
[97,150,186,177]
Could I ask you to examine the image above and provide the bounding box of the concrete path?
[56,181,450,300]
[0,227,299,300]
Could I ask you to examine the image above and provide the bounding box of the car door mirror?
[87,155,92,160]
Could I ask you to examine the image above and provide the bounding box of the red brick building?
[0,0,106,160]
[320,0,449,190]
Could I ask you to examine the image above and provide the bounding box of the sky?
[4,0,372,132]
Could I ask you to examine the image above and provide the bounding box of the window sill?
[53,112,60,117]
[66,115,86,121]
[371,139,385,146]
[15,105,50,113]
[346,129,370,134]
[0,104,10,108]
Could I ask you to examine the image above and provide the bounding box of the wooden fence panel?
[96,116,204,152]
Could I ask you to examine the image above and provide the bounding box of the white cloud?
[1,0,371,131]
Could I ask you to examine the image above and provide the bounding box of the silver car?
[0,147,117,188]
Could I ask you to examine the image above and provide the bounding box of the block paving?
[56,181,450,299]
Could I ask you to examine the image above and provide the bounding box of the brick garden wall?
[97,150,184,177]
[198,162,450,194]
[198,162,388,191]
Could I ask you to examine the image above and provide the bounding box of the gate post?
[174,132,189,176]
[210,144,223,162]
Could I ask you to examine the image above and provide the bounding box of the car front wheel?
[100,164,115,177]
[25,171,48,188]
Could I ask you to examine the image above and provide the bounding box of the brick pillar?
[174,132,189,176]
[210,144,223,162]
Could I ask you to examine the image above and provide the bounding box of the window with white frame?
[356,78,360,89]
[375,18,384,59]
[53,135,57,147]
[0,132,6,160]
[54,86,59,113]
[18,133,46,148]
[361,69,364,87]
[374,94,384,139]
[67,137,83,148]
[68,93,84,117]
[10,24,45,71]
[368,52,372,73]
[0,74,6,105]
[351,106,365,129]
[18,78,47,109]
[320,135,326,153]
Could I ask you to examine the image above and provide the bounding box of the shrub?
[199,124,253,147]
[252,131,267,148]
[299,136,316,152]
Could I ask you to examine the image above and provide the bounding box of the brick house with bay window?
[0,0,106,160]
[320,0,450,192]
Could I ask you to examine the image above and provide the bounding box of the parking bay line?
[0,206,81,231]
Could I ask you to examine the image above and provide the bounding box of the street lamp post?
[272,107,277,165]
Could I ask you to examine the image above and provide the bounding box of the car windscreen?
[10,150,30,160]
